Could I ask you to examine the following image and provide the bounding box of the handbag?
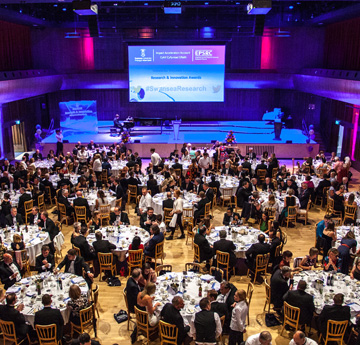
[114,310,128,324]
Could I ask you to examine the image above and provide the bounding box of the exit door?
[11,122,27,155]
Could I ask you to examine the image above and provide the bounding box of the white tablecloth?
[69,191,116,213]
[6,272,89,327]
[151,192,199,216]
[259,191,300,214]
[335,226,360,252]
[49,174,80,188]
[203,175,239,195]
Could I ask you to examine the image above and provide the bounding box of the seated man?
[270,266,292,311]
[181,176,194,192]
[35,245,55,273]
[34,294,64,342]
[207,289,229,331]
[245,234,270,271]
[160,296,191,345]
[299,183,311,209]
[290,331,318,345]
[39,211,59,254]
[140,207,156,233]
[162,192,174,211]
[0,253,21,289]
[73,191,91,220]
[17,187,32,218]
[193,191,210,223]
[93,231,116,280]
[245,331,272,345]
[262,177,274,192]
[144,224,164,258]
[236,181,252,209]
[222,207,240,226]
[194,225,213,269]
[5,207,24,227]
[213,230,237,271]
[221,162,234,176]
[29,206,41,226]
[0,293,31,339]
[138,187,152,215]
[125,268,143,314]
[56,249,94,288]
[72,226,97,262]
[58,189,74,216]
[110,207,130,225]
[217,281,237,314]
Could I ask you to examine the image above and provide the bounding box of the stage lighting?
[164,1,182,14]
[247,0,272,15]
[72,1,98,16]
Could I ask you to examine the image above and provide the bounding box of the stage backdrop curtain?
[0,20,32,71]
[324,17,360,70]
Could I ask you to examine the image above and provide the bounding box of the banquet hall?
[0,0,360,345]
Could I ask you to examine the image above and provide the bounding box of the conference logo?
[195,50,213,56]
[141,49,146,58]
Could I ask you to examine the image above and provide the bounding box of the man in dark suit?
[283,280,315,326]
[172,158,183,173]
[299,182,311,209]
[286,179,299,197]
[42,173,56,198]
[207,289,230,331]
[93,231,116,279]
[126,171,140,191]
[222,207,240,226]
[193,192,210,223]
[203,183,214,207]
[255,160,268,176]
[269,229,282,264]
[87,140,98,150]
[144,224,164,258]
[318,293,350,338]
[110,178,124,201]
[208,175,221,197]
[32,177,45,193]
[162,192,174,211]
[245,234,270,271]
[58,189,74,216]
[160,296,191,345]
[17,187,32,217]
[1,159,14,173]
[262,177,275,191]
[72,227,96,262]
[194,226,213,269]
[193,178,204,195]
[247,149,256,160]
[35,245,55,273]
[242,157,253,176]
[57,173,73,189]
[34,294,64,341]
[5,207,24,226]
[181,177,194,192]
[39,211,59,254]
[0,253,22,289]
[315,174,331,198]
[29,206,41,226]
[213,230,237,270]
[221,162,234,176]
[109,207,130,225]
[140,207,156,233]
[218,281,237,313]
[0,293,31,339]
[236,180,252,208]
[270,266,292,310]
[73,191,91,220]
[125,268,143,314]
[56,249,94,287]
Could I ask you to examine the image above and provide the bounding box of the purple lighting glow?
[81,30,94,70]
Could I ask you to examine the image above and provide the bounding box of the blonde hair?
[140,282,156,299]
[235,289,248,305]
[13,234,22,243]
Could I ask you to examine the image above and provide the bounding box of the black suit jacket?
[144,233,164,257]
[270,269,290,309]
[109,212,130,225]
[194,233,213,262]
[194,197,210,217]
[29,213,41,226]
[57,255,90,277]
[221,168,234,176]
[0,261,21,289]
[38,218,59,241]
[283,289,315,325]
[299,188,311,209]
[42,179,55,197]
[222,212,240,226]
[181,181,194,192]
[315,179,331,196]
[236,186,251,208]
[162,199,174,211]
[73,197,91,217]
[18,193,32,215]
[172,163,183,172]
[125,277,142,313]
[127,177,140,188]
[262,182,275,191]
[213,239,237,267]
[34,307,64,340]
[140,213,156,232]
[210,301,229,319]
[72,235,95,261]
[255,163,267,174]
[93,239,116,254]
[114,184,124,200]
[0,304,26,334]
[242,161,252,174]
[318,304,350,336]
[205,188,214,205]
[35,253,55,273]
[160,303,189,345]
[5,214,24,226]
[245,242,270,269]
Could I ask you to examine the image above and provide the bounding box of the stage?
[41,121,318,159]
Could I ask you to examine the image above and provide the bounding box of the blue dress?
[338,238,357,274]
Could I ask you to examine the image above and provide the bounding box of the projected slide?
[128,45,225,102]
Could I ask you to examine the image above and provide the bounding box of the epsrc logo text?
[195,50,213,56]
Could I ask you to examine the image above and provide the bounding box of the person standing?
[229,290,248,345]
[167,190,185,240]
[55,129,63,157]
[150,148,161,173]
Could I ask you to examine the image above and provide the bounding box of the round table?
[69,190,116,213]
[293,270,360,323]
[138,175,164,188]
[49,174,80,188]
[207,226,269,259]
[155,271,220,324]
[6,272,89,327]
[109,161,127,177]
[0,190,29,208]
[203,175,239,195]
[151,192,200,216]
[259,191,300,214]
[335,226,360,252]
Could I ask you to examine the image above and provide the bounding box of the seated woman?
[137,282,160,326]
[324,248,342,272]
[0,193,11,227]
[262,194,280,220]
[259,212,269,232]
[182,149,191,162]
[338,231,357,274]
[344,193,357,225]
[47,149,55,160]
[279,188,296,223]
[188,159,198,179]
[11,234,25,251]
[87,211,101,231]
[128,236,144,251]
[322,221,336,257]
[67,284,90,325]
[138,263,157,288]
[76,177,88,191]
[95,190,108,210]
[350,259,360,280]
[279,250,293,269]
[270,220,284,243]
[71,222,81,245]
[299,247,319,270]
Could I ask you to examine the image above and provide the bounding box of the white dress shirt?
[289,338,318,345]
[189,310,222,344]
[9,263,21,282]
[246,334,272,345]
[139,193,152,212]
[230,300,248,332]
[151,152,161,166]
[217,290,231,304]
[77,150,89,164]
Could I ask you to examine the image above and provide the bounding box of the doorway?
[11,122,27,156]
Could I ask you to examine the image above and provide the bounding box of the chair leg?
[280,323,286,336]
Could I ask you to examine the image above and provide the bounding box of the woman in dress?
[188,159,198,180]
[137,282,160,326]
[262,194,280,220]
[259,212,269,232]
[350,259,360,280]
[95,190,108,210]
[182,150,191,162]
[299,247,319,270]
[337,231,357,274]
[87,211,101,230]
[167,189,184,240]
[138,263,157,288]
[76,177,88,191]
[11,234,25,251]
[67,284,90,325]
[344,193,357,224]
[0,193,11,227]
[322,221,336,258]
[128,236,144,251]
[279,188,296,223]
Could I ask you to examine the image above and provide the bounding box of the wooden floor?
[45,167,360,345]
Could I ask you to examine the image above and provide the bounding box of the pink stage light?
[81,30,94,70]
[261,36,272,69]
[351,106,359,161]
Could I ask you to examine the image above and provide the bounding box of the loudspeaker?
[254,15,265,36]
[134,140,141,143]
[88,16,99,37]
[286,140,292,144]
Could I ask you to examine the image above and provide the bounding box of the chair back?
[135,306,151,332]
[326,319,348,343]
[128,185,138,197]
[35,324,58,345]
[101,170,108,184]
[115,198,122,208]
[293,257,303,268]
[183,208,194,226]
[185,262,201,272]
[163,208,173,226]
[265,278,271,305]
[98,252,113,267]
[255,253,270,271]
[155,241,164,261]
[123,288,130,313]
[73,245,82,257]
[194,243,201,262]
[283,302,300,329]
[75,206,87,222]
[38,194,45,212]
[210,266,224,281]
[257,169,267,183]
[0,320,18,344]
[24,199,33,213]
[327,197,335,213]
[159,320,178,345]
[344,204,357,218]
[274,243,283,258]
[92,284,99,306]
[222,188,233,198]
[216,250,230,269]
[99,204,111,225]
[247,282,254,303]
[79,304,95,330]
[204,202,211,218]
[58,203,66,218]
[287,206,297,221]
[265,207,276,220]
[155,264,172,276]
[272,168,278,179]
[128,249,143,272]
[19,249,28,264]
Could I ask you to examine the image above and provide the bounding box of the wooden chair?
[280,302,300,336]
[246,282,254,325]
[315,186,329,208]
[319,319,348,345]
[123,289,136,330]
[24,199,33,224]
[115,198,122,208]
[182,208,194,227]
[326,197,342,218]
[38,194,45,212]
[70,304,96,338]
[58,203,71,225]
[185,223,195,248]
[35,324,60,345]
[19,249,31,277]
[210,266,224,281]
[284,206,297,228]
[128,249,143,276]
[0,320,31,345]
[216,250,235,281]
[220,187,233,207]
[265,207,276,221]
[72,245,81,257]
[218,315,226,344]
[201,202,211,220]
[134,306,158,343]
[73,245,94,270]
[194,243,201,263]
[99,204,111,226]
[91,284,100,318]
[98,252,116,281]
[44,186,54,205]
[159,320,178,345]
[247,253,270,283]
[228,195,238,213]
[264,278,271,313]
[211,187,218,206]
[163,208,173,227]
[145,241,164,266]
[271,168,278,179]
[185,262,201,273]
[297,199,311,225]
[127,185,138,204]
[74,206,87,223]
[257,169,267,183]
[155,264,172,276]
[101,170,108,184]
[343,204,357,224]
